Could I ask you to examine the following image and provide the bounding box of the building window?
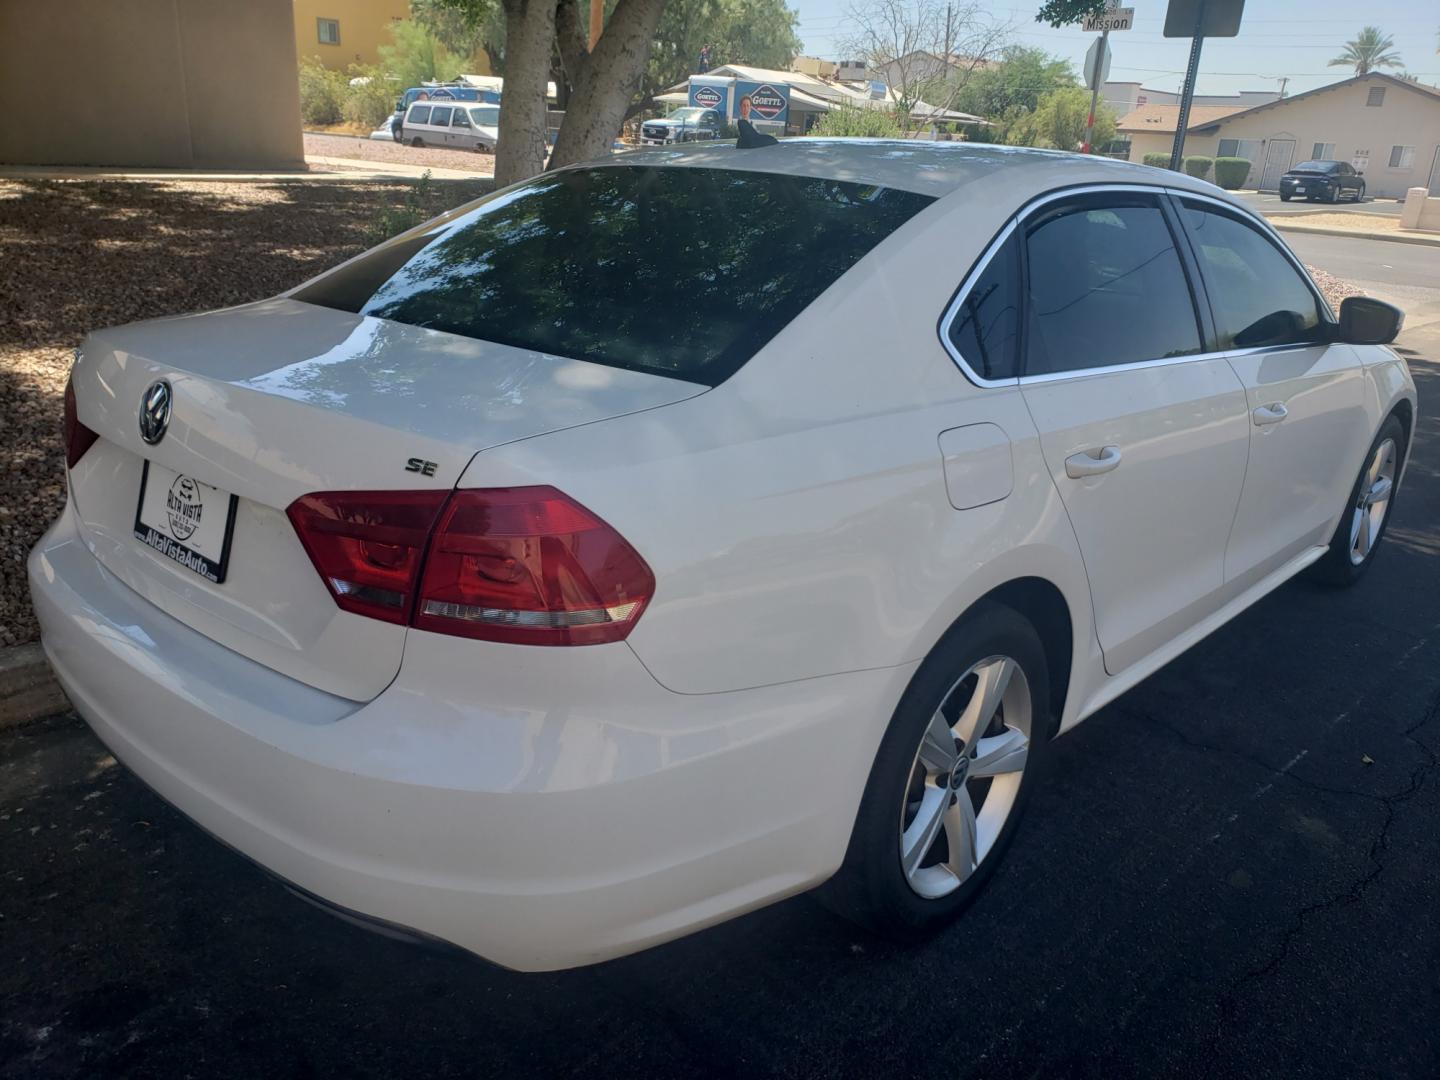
[1312,142,1335,160]
[1388,145,1415,169]
[317,18,340,45]
[1366,86,1385,107]
[1218,138,1262,167]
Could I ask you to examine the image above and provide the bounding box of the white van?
[401,102,500,152]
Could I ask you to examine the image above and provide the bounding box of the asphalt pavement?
[1236,189,1406,217]
[4,237,1439,1079]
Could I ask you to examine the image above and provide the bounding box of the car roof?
[596,139,1225,199]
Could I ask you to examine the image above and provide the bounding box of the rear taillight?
[287,486,654,645]
[287,490,449,624]
[63,377,99,468]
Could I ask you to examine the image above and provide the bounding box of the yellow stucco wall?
[294,0,410,70]
[0,0,302,169]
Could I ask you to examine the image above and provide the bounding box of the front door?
[1016,191,1251,675]
[1174,197,1370,587]
[1260,139,1295,192]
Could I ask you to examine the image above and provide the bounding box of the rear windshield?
[293,165,934,385]
[1291,161,1337,172]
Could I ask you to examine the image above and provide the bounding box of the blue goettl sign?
[735,80,790,125]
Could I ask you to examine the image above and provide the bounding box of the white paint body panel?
[29,143,1418,969]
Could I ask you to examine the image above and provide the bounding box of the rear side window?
[294,166,934,385]
[429,106,453,126]
[947,231,1021,381]
[1178,201,1326,350]
[1023,195,1202,376]
[407,105,431,124]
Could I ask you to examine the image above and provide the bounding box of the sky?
[790,0,1439,99]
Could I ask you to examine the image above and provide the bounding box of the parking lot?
[3,243,1439,1079]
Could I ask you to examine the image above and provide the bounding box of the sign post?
[1080,1,1131,155]
[1163,0,1246,170]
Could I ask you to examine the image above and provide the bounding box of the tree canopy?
[641,0,801,114]
[1328,27,1403,75]
[953,45,1075,118]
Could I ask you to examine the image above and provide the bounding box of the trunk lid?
[67,298,704,701]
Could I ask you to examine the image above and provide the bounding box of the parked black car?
[1278,160,1366,203]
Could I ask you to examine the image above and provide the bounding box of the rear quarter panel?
[456,182,1096,703]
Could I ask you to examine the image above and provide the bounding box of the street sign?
[1164,0,1245,38]
[1083,37,1112,91]
[1082,7,1134,31]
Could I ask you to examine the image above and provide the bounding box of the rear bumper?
[30,503,914,971]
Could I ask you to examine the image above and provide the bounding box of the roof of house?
[1115,104,1248,134]
[1186,72,1440,131]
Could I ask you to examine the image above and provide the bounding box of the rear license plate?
[133,461,238,583]
[1293,185,1306,193]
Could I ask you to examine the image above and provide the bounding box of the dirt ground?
[304,131,497,175]
[0,175,492,647]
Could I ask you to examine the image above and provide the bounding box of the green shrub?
[1183,155,1213,179]
[809,104,904,138]
[345,66,398,130]
[362,172,435,247]
[1213,156,1251,189]
[1142,152,1172,169]
[298,57,348,127]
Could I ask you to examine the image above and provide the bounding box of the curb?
[0,642,69,731]
[1267,220,1440,248]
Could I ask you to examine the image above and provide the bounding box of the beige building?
[0,0,302,170]
[1117,104,1248,164]
[294,0,409,70]
[1119,74,1440,198]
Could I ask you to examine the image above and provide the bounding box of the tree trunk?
[494,0,558,187]
[547,0,667,170]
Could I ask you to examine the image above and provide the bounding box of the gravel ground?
[0,175,1367,647]
[303,131,497,175]
[0,176,491,647]
[1278,212,1401,234]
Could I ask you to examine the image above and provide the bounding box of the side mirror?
[1338,296,1404,346]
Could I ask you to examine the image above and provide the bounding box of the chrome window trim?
[938,181,1337,389]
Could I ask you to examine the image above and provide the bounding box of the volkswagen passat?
[31,142,1414,971]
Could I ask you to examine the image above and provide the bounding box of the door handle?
[1064,445,1122,478]
[1252,402,1288,426]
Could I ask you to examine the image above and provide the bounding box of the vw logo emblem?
[139,380,172,445]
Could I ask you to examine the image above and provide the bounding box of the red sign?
[693,85,723,109]
[748,84,786,121]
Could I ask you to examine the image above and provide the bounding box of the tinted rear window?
[1291,161,1336,172]
[407,105,431,124]
[294,165,933,385]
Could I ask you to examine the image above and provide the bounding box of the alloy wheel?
[1350,437,1397,565]
[899,655,1033,899]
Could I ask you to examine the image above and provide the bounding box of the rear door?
[1173,195,1369,586]
[450,106,475,148]
[428,105,454,146]
[1016,189,1251,675]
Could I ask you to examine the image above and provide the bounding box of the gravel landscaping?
[0,176,491,647]
[0,176,1368,648]
[304,131,497,175]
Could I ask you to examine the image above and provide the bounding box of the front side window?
[429,106,453,127]
[1178,201,1326,350]
[317,18,340,44]
[451,109,471,128]
[294,166,934,385]
[947,231,1020,381]
[407,105,431,125]
[1022,195,1202,376]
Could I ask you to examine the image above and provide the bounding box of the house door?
[1259,139,1295,191]
[1428,146,1440,195]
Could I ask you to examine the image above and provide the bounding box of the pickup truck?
[640,108,725,146]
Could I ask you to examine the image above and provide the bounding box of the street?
[3,232,1439,1079]
[1236,190,1405,218]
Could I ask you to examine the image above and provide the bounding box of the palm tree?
[1329,27,1403,75]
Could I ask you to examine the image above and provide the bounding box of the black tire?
[1326,184,1340,204]
[1354,183,1366,202]
[1310,414,1405,586]
[410,137,424,147]
[1280,192,1292,202]
[818,602,1051,938]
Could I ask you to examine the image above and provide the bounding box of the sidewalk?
[1265,213,1440,248]
[0,159,485,183]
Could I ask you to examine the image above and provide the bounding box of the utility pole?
[1083,27,1110,154]
[589,0,603,49]
[1277,76,1288,98]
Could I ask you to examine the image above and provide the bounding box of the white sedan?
[31,141,1414,971]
